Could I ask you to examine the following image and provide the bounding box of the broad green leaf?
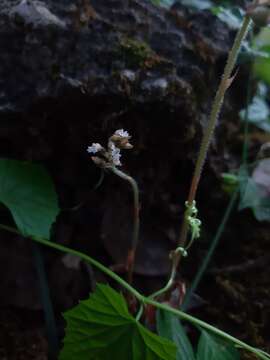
[254,58,270,84]
[0,159,59,239]
[60,284,176,360]
[157,310,195,360]
[197,331,239,360]
[253,24,270,83]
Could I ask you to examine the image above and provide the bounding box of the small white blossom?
[87,143,103,154]
[110,143,122,166]
[114,129,129,138]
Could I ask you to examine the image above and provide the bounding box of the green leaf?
[197,331,239,360]
[0,159,59,239]
[254,58,270,85]
[60,284,176,360]
[253,28,270,84]
[157,310,195,360]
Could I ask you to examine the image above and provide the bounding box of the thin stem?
[110,166,140,284]
[0,223,268,360]
[149,266,176,299]
[32,243,59,357]
[182,188,239,310]
[242,47,253,165]
[0,224,144,303]
[183,28,254,311]
[174,15,252,271]
[135,304,144,321]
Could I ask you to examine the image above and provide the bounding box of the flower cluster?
[87,129,133,168]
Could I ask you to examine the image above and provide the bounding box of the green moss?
[118,37,161,68]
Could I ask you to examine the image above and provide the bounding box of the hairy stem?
[172,15,252,273]
[110,166,140,284]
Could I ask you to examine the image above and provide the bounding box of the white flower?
[114,129,130,138]
[110,143,122,166]
[87,143,103,154]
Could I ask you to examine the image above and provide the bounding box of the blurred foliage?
[254,28,270,84]
[240,83,270,132]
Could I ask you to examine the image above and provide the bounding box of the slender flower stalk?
[110,166,140,284]
[87,129,140,284]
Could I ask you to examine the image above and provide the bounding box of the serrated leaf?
[157,310,195,360]
[0,159,59,239]
[60,284,176,360]
[197,331,239,360]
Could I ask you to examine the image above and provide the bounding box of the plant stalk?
[110,166,140,284]
[182,188,239,310]
[174,15,252,272]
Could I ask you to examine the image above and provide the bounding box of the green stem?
[0,224,144,303]
[182,188,239,310]
[32,243,59,358]
[149,266,176,299]
[174,15,252,272]
[110,166,140,284]
[0,223,268,360]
